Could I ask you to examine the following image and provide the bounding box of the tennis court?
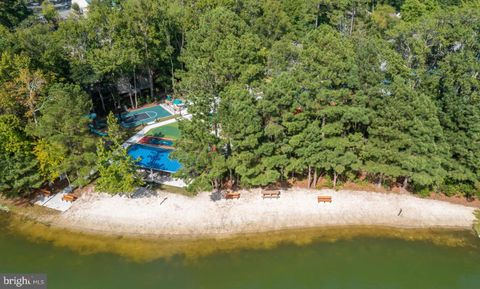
[128,144,182,173]
[145,122,181,139]
[120,105,172,128]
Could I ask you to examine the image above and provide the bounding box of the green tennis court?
[145,122,181,139]
[120,105,172,128]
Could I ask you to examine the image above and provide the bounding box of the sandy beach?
[52,189,477,237]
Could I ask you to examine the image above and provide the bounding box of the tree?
[71,3,81,15]
[175,7,264,190]
[0,0,478,198]
[0,54,49,124]
[81,1,143,109]
[0,0,30,29]
[95,113,143,195]
[259,73,301,183]
[121,0,174,99]
[30,83,96,186]
[172,117,227,191]
[370,4,399,31]
[0,52,32,116]
[434,44,480,196]
[0,114,42,197]
[293,25,366,187]
[363,79,446,189]
[13,23,69,78]
[12,68,47,124]
[104,112,125,143]
[251,0,292,44]
[219,85,275,187]
[401,0,439,22]
[57,16,108,111]
[41,0,60,26]
[33,139,65,183]
[355,33,446,190]
[389,3,480,195]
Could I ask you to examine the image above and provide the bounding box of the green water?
[1,220,480,289]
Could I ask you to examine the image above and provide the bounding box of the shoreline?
[50,221,475,240]
[49,188,476,238]
[2,190,479,261]
[3,212,478,262]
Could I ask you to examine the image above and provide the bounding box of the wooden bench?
[62,194,78,202]
[317,196,332,203]
[225,192,240,199]
[262,190,280,199]
[39,189,52,197]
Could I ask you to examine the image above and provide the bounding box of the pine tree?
[0,0,30,29]
[363,78,445,190]
[30,84,96,186]
[175,7,264,190]
[294,25,366,186]
[95,114,143,195]
[0,114,42,197]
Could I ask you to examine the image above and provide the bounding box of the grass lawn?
[145,122,181,139]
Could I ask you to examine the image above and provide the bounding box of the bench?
[225,192,240,199]
[317,196,332,203]
[62,194,78,202]
[262,190,280,199]
[39,189,52,197]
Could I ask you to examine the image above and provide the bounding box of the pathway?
[34,185,75,212]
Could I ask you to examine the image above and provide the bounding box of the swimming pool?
[120,105,172,128]
[127,144,181,173]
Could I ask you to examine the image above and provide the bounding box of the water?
[127,144,182,173]
[1,216,480,289]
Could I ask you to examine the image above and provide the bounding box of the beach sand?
[55,189,476,237]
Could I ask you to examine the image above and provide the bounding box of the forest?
[0,0,479,197]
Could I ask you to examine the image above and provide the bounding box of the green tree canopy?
[0,114,42,196]
[95,113,143,195]
[30,83,96,186]
[0,0,30,29]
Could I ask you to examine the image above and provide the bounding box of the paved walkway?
[34,185,75,212]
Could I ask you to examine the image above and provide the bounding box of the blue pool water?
[127,144,182,173]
